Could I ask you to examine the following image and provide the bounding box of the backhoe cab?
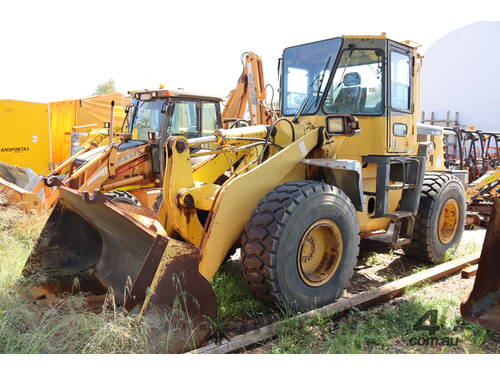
[57,89,224,207]
[24,35,467,352]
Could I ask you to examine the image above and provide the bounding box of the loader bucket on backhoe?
[22,186,217,352]
[461,197,500,333]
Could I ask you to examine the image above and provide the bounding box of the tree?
[93,79,116,96]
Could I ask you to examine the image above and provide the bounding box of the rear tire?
[105,190,141,206]
[402,173,466,264]
[241,180,360,312]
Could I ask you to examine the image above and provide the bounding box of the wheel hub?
[297,219,343,287]
[438,198,459,244]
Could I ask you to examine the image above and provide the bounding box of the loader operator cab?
[125,89,223,176]
[279,35,452,240]
[282,39,384,117]
[281,35,415,154]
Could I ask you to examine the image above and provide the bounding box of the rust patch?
[139,238,217,353]
[461,197,500,332]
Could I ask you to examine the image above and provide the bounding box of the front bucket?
[23,186,217,352]
[461,197,500,333]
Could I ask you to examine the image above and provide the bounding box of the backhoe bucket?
[461,198,500,332]
[23,186,217,352]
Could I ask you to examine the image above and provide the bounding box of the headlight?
[326,117,344,133]
[325,115,360,137]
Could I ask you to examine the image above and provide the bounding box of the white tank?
[421,22,500,132]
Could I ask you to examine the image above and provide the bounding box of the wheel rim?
[297,219,343,287]
[438,198,460,244]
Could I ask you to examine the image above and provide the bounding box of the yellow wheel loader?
[23,35,468,352]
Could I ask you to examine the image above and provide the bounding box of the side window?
[170,100,198,136]
[324,49,383,115]
[201,102,218,136]
[390,51,411,111]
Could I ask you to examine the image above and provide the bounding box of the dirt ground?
[344,228,486,297]
[247,270,499,354]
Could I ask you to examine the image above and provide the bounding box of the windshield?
[324,49,384,115]
[282,38,342,116]
[129,98,166,141]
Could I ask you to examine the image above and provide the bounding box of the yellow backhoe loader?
[1,53,270,212]
[23,35,468,352]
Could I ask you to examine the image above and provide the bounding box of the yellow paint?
[160,137,206,247]
[178,183,220,211]
[0,100,50,174]
[50,93,128,164]
[297,219,343,287]
[466,168,500,201]
[198,129,319,281]
[438,198,460,244]
[0,94,127,175]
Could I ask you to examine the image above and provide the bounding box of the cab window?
[201,102,218,136]
[170,100,198,137]
[323,49,383,115]
[390,51,411,111]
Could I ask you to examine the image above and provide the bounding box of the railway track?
[192,252,481,354]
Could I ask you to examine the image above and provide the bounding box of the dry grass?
[0,204,154,353]
[0,203,215,353]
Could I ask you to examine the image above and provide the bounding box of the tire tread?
[241,180,359,307]
[402,173,464,263]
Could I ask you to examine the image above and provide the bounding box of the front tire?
[403,173,466,264]
[241,180,360,312]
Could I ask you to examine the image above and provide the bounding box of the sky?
[0,0,498,103]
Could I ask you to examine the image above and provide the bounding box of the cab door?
[387,42,414,153]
